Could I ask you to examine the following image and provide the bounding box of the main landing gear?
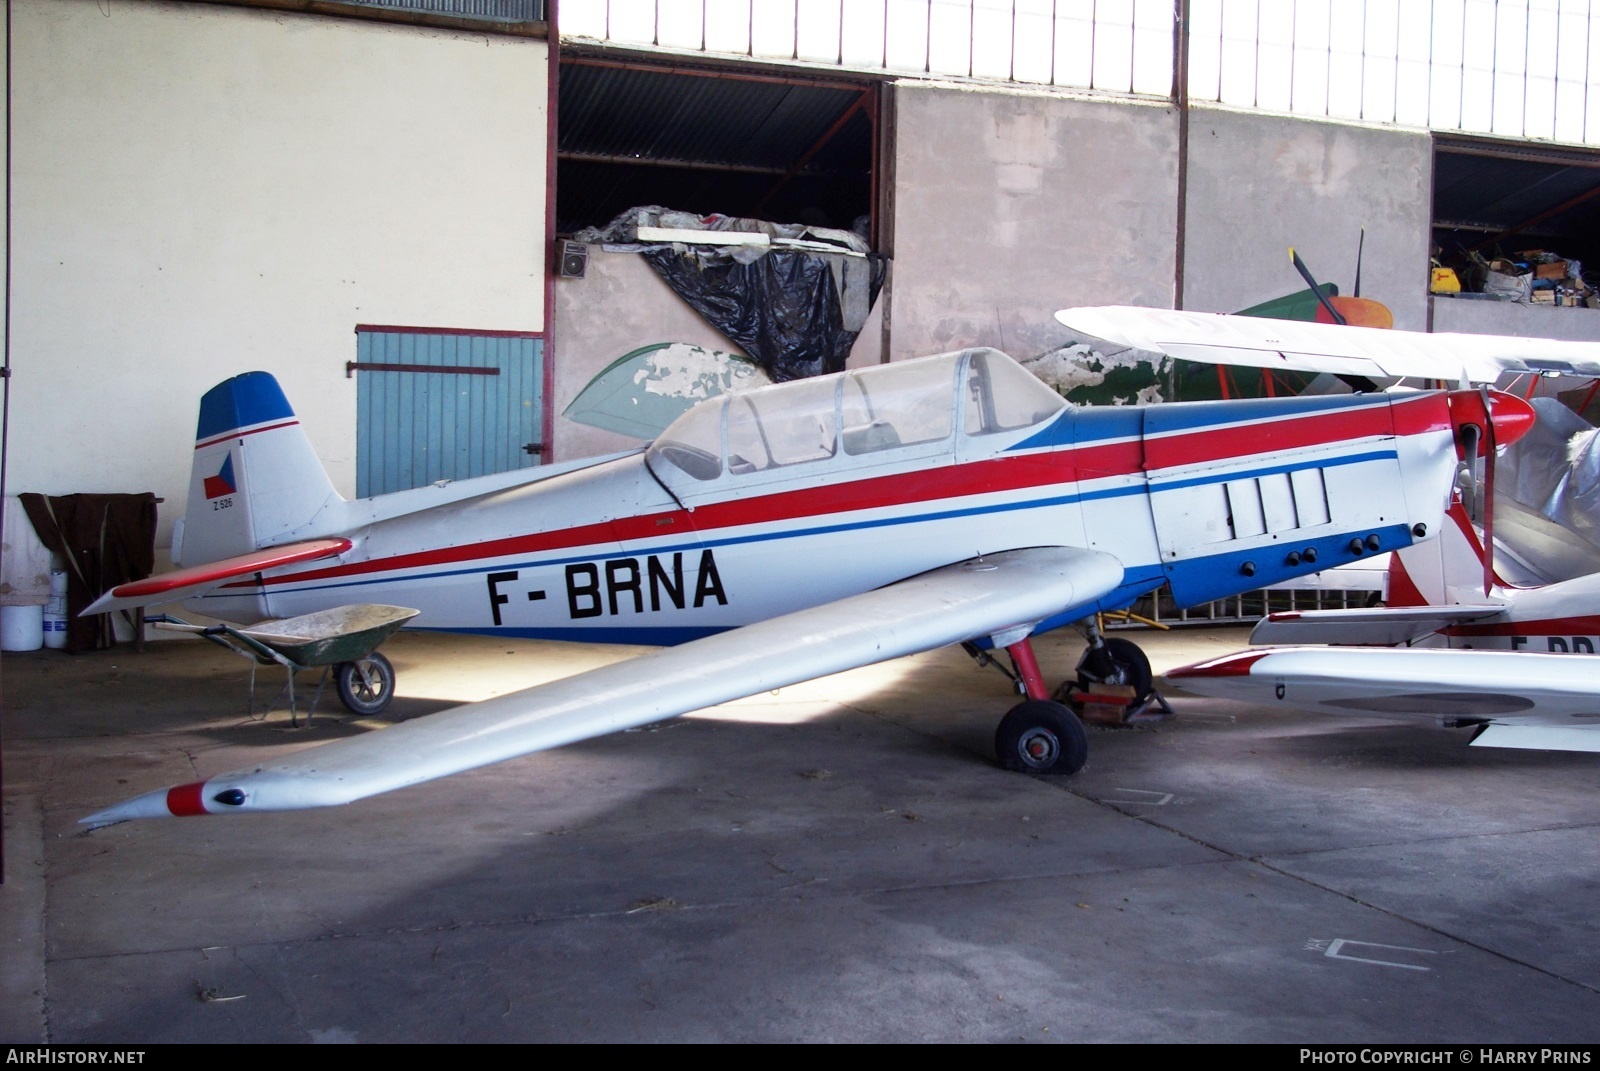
[995,700,1088,774]
[973,621,1168,776]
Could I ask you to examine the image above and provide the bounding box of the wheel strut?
[1004,637,1051,701]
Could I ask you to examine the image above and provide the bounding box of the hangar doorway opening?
[1432,135,1600,289]
[555,56,884,245]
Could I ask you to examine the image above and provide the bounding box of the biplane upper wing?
[82,545,1123,825]
[1055,305,1600,384]
[1168,646,1600,754]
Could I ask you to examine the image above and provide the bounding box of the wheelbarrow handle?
[152,621,213,635]
[152,621,232,639]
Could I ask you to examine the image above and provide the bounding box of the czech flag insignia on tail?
[203,455,237,500]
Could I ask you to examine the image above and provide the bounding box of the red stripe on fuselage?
[1145,398,1413,470]
[1389,393,1456,438]
[246,398,1440,590]
[1067,438,1143,477]
[247,454,1066,588]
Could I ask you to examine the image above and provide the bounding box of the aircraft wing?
[81,538,353,616]
[1055,305,1600,384]
[1248,605,1505,646]
[81,545,1123,825]
[1167,647,1600,753]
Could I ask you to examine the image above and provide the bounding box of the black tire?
[995,700,1089,775]
[1077,637,1153,703]
[335,652,395,716]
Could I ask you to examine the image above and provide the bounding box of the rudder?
[178,372,342,566]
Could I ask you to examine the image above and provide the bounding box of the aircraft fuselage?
[192,348,1466,648]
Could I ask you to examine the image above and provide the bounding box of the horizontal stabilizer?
[1470,724,1600,753]
[83,538,352,616]
[81,545,1123,824]
[1169,647,1600,753]
[1250,605,1503,647]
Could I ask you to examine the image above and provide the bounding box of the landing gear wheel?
[335,652,396,716]
[1077,637,1153,703]
[995,700,1089,775]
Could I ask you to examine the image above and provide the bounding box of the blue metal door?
[354,327,544,497]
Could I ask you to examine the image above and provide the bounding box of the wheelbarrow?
[151,604,421,726]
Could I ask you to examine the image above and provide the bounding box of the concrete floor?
[3,625,1598,1043]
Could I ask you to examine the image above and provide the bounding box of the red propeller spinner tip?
[1446,389,1537,455]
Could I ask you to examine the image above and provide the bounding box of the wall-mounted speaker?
[558,240,588,279]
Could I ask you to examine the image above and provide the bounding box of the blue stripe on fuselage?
[244,446,1397,603]
[1163,522,1414,606]
[343,525,1418,648]
[424,624,730,645]
[1154,449,1395,491]
[1008,393,1389,454]
[1143,393,1387,436]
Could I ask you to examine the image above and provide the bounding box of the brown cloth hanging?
[19,492,158,652]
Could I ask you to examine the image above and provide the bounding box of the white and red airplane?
[1167,499,1600,754]
[1054,305,1600,754]
[80,335,1527,826]
[1055,304,1600,386]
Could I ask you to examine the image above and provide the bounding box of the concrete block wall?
[886,83,1180,363]
[1181,105,1435,328]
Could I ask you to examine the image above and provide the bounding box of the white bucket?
[43,569,69,649]
[1,604,45,652]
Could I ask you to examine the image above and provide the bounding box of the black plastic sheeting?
[643,248,885,382]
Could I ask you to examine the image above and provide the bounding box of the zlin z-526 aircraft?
[81,315,1536,827]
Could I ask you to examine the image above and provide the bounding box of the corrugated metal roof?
[341,0,542,20]
[560,62,868,170]
[557,58,873,233]
[1433,142,1600,266]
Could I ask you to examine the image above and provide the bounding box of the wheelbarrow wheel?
[335,652,395,716]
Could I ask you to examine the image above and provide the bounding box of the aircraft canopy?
[647,347,1067,487]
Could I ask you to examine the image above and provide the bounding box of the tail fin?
[177,372,342,566]
[1388,500,1504,608]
